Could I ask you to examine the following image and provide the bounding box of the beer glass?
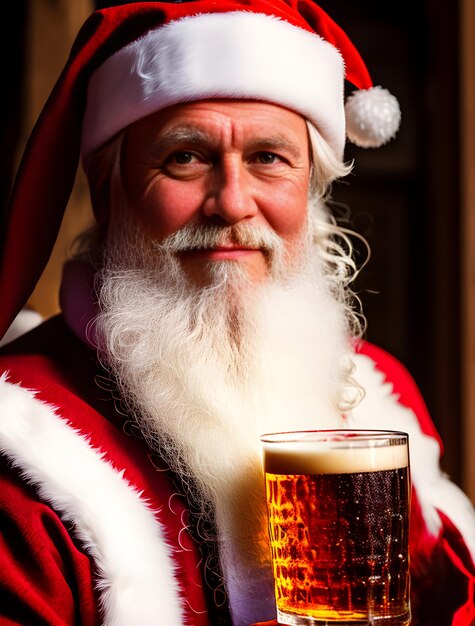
[261,429,411,625]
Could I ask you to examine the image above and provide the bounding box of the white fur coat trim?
[351,353,475,561]
[0,373,185,626]
[82,11,345,158]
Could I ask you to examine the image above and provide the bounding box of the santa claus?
[0,2,473,625]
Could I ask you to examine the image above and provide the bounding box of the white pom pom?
[345,86,401,148]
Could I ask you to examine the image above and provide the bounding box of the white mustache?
[158,223,284,254]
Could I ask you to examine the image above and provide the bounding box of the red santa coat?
[0,315,474,625]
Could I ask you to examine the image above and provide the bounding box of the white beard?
[92,220,353,625]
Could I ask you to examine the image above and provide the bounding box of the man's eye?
[162,151,206,176]
[169,151,196,165]
[254,152,281,165]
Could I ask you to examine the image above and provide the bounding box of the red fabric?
[442,525,475,626]
[0,0,372,340]
[0,457,98,626]
[409,492,475,625]
[0,319,214,625]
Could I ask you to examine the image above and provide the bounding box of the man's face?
[121,100,311,286]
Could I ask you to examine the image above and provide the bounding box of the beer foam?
[263,443,408,475]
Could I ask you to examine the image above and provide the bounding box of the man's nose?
[202,157,258,224]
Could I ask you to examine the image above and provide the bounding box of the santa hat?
[0,0,401,340]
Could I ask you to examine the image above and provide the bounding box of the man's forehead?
[127,99,309,154]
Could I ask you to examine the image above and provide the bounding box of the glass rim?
[260,429,408,448]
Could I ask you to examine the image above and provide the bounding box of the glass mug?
[261,429,411,625]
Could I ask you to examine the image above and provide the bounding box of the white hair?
[305,121,366,340]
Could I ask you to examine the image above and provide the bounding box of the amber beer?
[261,430,411,625]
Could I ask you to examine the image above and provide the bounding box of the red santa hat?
[0,0,401,340]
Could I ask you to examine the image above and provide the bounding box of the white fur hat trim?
[81,11,345,159]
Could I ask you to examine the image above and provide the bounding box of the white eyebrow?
[151,127,214,154]
[151,127,304,160]
[246,137,304,160]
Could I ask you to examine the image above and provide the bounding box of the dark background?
[316,0,462,485]
[2,1,463,485]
